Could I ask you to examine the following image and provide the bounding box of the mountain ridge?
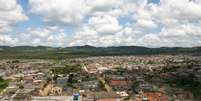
[0,45,200,59]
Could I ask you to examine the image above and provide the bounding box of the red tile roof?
[143,92,168,101]
[110,80,132,86]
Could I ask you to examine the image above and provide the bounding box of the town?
[1,0,201,100]
[0,55,201,101]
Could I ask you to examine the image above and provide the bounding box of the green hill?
[0,45,200,59]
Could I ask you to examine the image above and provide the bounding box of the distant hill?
[0,45,200,59]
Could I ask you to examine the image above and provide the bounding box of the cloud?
[29,0,126,26]
[0,34,18,46]
[86,0,124,17]
[136,19,158,29]
[88,15,122,35]
[2,0,201,47]
[29,0,88,26]
[69,26,136,47]
[0,0,27,34]
[137,23,201,47]
[68,27,98,46]
[0,0,27,45]
[86,0,121,12]
[159,0,201,21]
[17,26,68,47]
[135,0,201,47]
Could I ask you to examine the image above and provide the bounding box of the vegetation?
[13,94,30,100]
[0,45,201,59]
[65,82,78,89]
[0,77,9,92]
[132,81,140,93]
[115,67,127,75]
[165,73,201,100]
[51,64,81,74]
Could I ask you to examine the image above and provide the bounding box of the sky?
[0,0,201,47]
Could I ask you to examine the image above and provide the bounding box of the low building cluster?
[0,55,200,101]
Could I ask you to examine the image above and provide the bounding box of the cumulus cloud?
[137,23,201,47]
[0,0,27,34]
[135,0,201,47]
[136,19,158,29]
[0,0,27,45]
[0,34,18,46]
[69,26,136,47]
[86,0,121,12]
[88,15,122,35]
[2,0,201,47]
[17,26,68,47]
[29,0,88,26]
[69,27,99,46]
[29,0,125,26]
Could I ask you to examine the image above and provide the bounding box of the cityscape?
[0,53,201,101]
[1,0,201,101]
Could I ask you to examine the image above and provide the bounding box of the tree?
[132,81,140,93]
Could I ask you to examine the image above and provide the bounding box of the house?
[24,75,34,83]
[116,91,129,97]
[0,69,6,77]
[56,77,68,87]
[23,83,36,94]
[83,92,121,101]
[143,92,168,101]
[135,76,145,83]
[110,79,132,91]
[98,67,109,74]
[79,80,100,91]
[174,91,194,100]
[12,89,31,101]
[95,92,121,101]
[7,82,19,90]
[31,96,78,101]
[134,91,168,101]
[109,75,133,91]
[135,82,153,92]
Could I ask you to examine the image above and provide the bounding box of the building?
[83,92,121,101]
[134,91,168,101]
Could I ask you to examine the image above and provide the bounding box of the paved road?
[40,84,53,96]
[97,76,113,92]
[10,89,20,101]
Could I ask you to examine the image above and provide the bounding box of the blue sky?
[15,0,161,36]
[0,0,201,47]
[16,0,93,36]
